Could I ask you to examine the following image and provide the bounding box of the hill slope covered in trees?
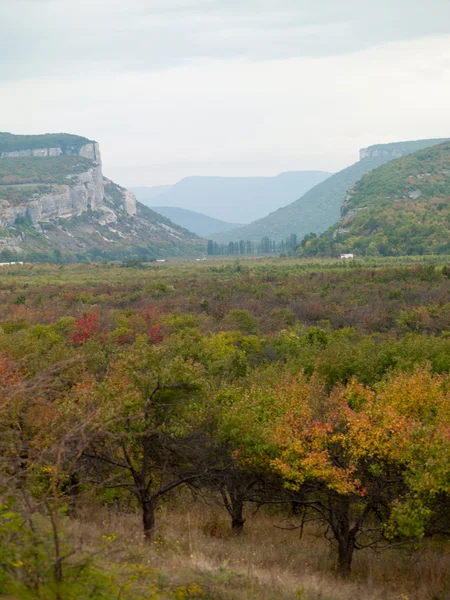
[303,141,450,257]
[212,139,448,243]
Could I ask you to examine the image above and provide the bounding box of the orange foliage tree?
[225,367,450,576]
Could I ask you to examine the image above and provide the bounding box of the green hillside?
[211,139,448,243]
[304,141,450,257]
[0,132,93,153]
[0,156,94,187]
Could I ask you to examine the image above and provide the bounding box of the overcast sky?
[1,0,450,185]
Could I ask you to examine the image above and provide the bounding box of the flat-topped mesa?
[0,134,137,226]
[359,138,449,162]
[0,135,104,215]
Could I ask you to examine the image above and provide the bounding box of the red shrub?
[70,312,101,345]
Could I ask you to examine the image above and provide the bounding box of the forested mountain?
[212,139,448,243]
[132,170,332,223]
[0,133,201,262]
[303,141,450,257]
[151,206,244,236]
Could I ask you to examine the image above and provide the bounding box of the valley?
[2,133,450,600]
[3,2,450,598]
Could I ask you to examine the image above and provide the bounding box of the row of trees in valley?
[2,260,450,597]
[207,234,298,255]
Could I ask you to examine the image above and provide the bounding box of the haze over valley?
[131,171,332,223]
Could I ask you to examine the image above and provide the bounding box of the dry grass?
[68,499,450,600]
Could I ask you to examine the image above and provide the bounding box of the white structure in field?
[0,261,24,266]
[340,254,354,259]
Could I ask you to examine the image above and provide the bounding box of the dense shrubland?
[1,257,450,598]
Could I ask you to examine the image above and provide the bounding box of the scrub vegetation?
[1,256,450,599]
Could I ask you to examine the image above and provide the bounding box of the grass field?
[67,498,450,600]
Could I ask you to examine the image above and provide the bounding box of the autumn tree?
[0,353,105,598]
[373,368,450,541]
[227,369,443,576]
[77,337,208,541]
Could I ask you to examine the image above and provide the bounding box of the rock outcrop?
[121,189,137,216]
[359,147,406,161]
[359,139,448,162]
[0,138,140,226]
[0,140,101,159]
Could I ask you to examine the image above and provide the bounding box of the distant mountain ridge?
[304,141,450,257]
[131,185,173,203]
[132,170,332,223]
[0,133,201,262]
[211,138,449,243]
[151,206,244,237]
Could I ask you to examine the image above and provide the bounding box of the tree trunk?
[67,472,79,517]
[330,494,355,578]
[220,484,246,535]
[337,537,354,578]
[230,497,245,535]
[142,499,157,542]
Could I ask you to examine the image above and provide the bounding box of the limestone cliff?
[359,147,406,161]
[359,138,448,162]
[0,135,137,226]
[0,140,100,161]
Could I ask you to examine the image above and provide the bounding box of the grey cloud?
[1,0,450,80]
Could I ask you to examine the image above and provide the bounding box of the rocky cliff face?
[121,189,137,216]
[0,140,138,227]
[359,147,406,161]
[0,140,101,161]
[359,139,448,162]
